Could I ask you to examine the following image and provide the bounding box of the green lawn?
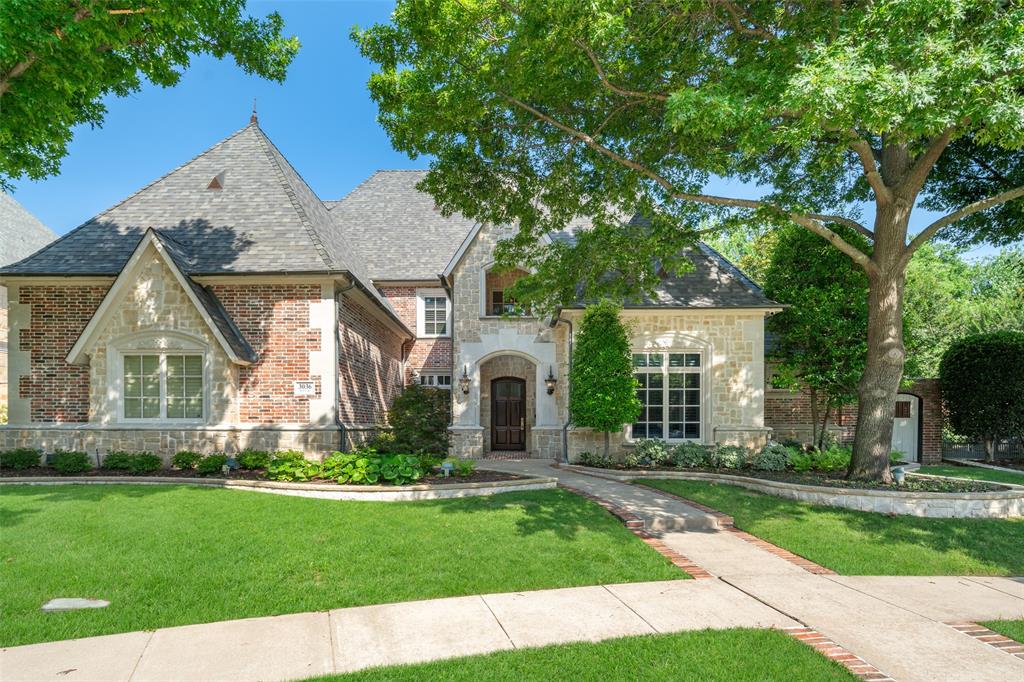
[0,485,681,647]
[310,629,855,682]
[916,464,1024,486]
[638,479,1024,576]
[982,620,1024,642]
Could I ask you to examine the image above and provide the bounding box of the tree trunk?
[808,387,820,450]
[984,437,995,463]
[819,405,832,451]
[848,264,908,482]
[604,431,610,458]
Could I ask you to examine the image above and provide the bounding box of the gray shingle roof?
[326,171,477,281]
[0,194,56,267]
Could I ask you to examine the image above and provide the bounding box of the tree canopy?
[0,1,299,190]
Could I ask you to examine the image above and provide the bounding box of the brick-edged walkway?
[946,622,1024,660]
[558,483,714,579]
[783,626,896,681]
[634,482,836,575]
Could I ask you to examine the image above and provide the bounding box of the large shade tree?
[0,1,299,189]
[355,0,1024,481]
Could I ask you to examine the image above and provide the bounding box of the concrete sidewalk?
[1,580,794,682]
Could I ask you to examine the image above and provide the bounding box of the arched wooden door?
[491,377,526,451]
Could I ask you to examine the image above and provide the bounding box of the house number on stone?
[293,381,315,397]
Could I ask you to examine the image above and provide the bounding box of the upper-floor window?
[122,353,204,421]
[416,288,450,337]
[631,351,702,441]
[484,267,530,317]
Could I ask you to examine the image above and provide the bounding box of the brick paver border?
[557,483,715,579]
[782,626,896,681]
[946,622,1024,660]
[633,482,837,575]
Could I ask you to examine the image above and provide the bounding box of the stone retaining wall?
[562,465,1024,519]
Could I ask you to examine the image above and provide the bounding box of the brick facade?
[17,284,108,422]
[378,285,451,383]
[213,283,321,423]
[337,292,404,425]
[765,378,942,464]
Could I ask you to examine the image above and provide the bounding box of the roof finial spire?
[250,98,258,125]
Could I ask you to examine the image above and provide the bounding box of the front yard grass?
[310,629,855,681]
[982,620,1024,642]
[638,479,1024,576]
[0,484,681,647]
[916,464,1024,486]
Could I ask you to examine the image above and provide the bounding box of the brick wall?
[338,292,404,424]
[18,285,108,422]
[765,379,942,463]
[378,285,451,383]
[212,284,321,423]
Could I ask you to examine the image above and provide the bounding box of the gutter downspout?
[551,310,573,463]
[438,273,455,443]
[335,277,358,452]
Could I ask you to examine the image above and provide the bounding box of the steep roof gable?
[0,194,56,267]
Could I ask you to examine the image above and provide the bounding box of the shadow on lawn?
[431,488,626,540]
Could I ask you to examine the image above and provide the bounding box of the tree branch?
[0,5,94,97]
[714,1,777,40]
[903,184,1024,263]
[902,125,957,194]
[503,95,876,271]
[573,40,669,102]
[849,136,892,204]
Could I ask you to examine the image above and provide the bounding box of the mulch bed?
[0,467,526,486]
[575,464,1006,493]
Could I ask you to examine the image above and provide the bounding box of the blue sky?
[7,1,1008,257]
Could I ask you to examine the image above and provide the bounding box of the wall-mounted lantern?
[544,366,557,395]
[458,365,471,395]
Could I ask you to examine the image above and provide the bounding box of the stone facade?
[479,354,536,453]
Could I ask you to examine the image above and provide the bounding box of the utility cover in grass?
[42,598,110,612]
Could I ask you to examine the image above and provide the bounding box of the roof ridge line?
[324,170,387,208]
[250,127,336,270]
[2,123,256,273]
[697,241,768,296]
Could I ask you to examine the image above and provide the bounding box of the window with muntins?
[422,295,448,336]
[418,373,452,389]
[123,353,204,421]
[632,351,702,440]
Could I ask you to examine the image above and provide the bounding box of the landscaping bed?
[0,485,683,647]
[639,479,1024,576]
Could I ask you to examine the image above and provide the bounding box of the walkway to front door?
[491,377,526,451]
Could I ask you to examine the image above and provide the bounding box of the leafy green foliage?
[386,384,450,456]
[171,451,203,470]
[443,458,476,478]
[576,451,612,468]
[51,451,91,474]
[195,454,229,477]
[668,443,710,469]
[237,449,271,470]
[634,439,669,466]
[0,1,299,189]
[265,453,319,482]
[708,445,749,470]
[101,451,161,473]
[939,331,1024,458]
[0,448,41,470]
[750,444,793,472]
[569,301,641,451]
[762,226,871,447]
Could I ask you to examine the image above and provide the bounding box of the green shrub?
[751,443,791,472]
[709,445,748,469]
[577,451,612,468]
[196,454,229,476]
[237,449,271,470]
[813,445,851,473]
[129,454,162,474]
[171,450,203,470]
[668,442,709,468]
[448,458,475,478]
[364,429,396,454]
[386,384,450,456]
[634,439,669,466]
[0,447,41,470]
[890,451,906,464]
[101,451,135,470]
[266,453,320,481]
[789,451,814,472]
[377,454,426,485]
[621,448,642,469]
[52,450,91,474]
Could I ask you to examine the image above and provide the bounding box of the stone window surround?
[477,261,537,320]
[105,330,212,426]
[628,332,713,445]
[415,287,451,338]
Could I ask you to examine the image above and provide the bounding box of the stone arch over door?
[479,354,536,453]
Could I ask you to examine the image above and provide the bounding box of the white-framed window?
[417,373,452,389]
[122,352,205,421]
[631,351,702,441]
[416,288,450,337]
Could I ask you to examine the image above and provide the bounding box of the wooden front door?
[491,377,526,450]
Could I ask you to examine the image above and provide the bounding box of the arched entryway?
[479,354,536,454]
